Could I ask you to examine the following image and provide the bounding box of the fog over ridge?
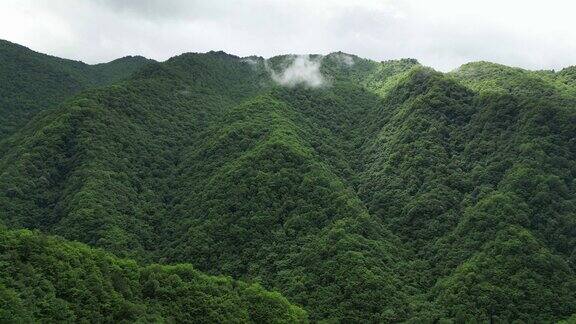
[266,55,327,88]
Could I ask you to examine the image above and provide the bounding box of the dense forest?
[1,39,576,322]
[0,226,306,322]
[0,40,152,140]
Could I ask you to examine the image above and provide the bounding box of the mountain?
[0,40,575,322]
[0,39,153,141]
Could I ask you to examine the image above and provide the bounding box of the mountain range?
[1,39,576,322]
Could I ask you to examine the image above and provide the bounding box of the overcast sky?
[1,0,575,71]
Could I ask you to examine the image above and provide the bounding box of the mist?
[267,55,327,88]
[331,53,355,67]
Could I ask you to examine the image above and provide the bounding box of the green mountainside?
[1,40,575,322]
[0,227,306,322]
[0,39,153,141]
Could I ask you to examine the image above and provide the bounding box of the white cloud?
[267,55,327,88]
[0,0,575,71]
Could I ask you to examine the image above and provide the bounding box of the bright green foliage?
[1,40,576,322]
[434,226,576,322]
[0,228,307,323]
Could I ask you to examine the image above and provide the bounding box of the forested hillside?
[0,227,306,322]
[0,39,152,141]
[1,40,575,322]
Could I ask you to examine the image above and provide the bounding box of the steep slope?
[358,66,475,247]
[352,61,576,320]
[446,61,576,262]
[433,226,576,322]
[0,39,153,141]
[0,227,307,322]
[163,91,411,321]
[0,50,268,260]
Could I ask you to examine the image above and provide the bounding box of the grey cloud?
[90,0,226,21]
[0,0,574,71]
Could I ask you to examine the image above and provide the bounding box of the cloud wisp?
[266,55,327,88]
[331,52,355,67]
